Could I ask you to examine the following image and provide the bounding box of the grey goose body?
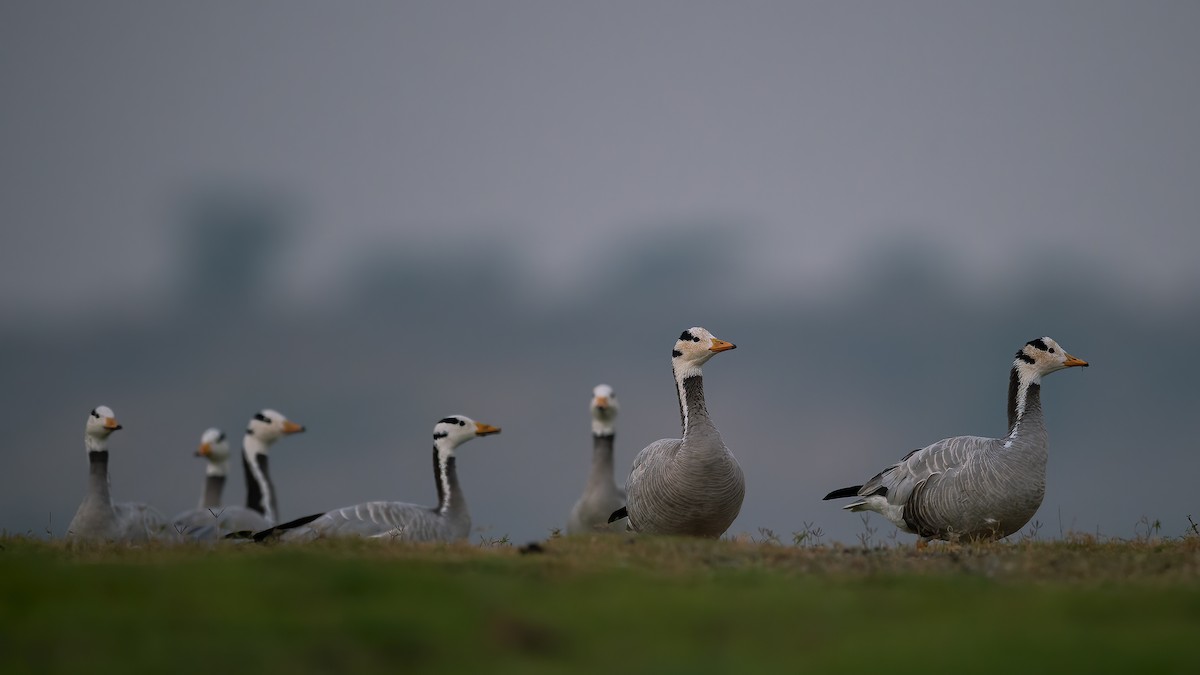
[67,406,174,542]
[623,328,744,538]
[823,337,1088,541]
[271,416,501,542]
[567,385,626,534]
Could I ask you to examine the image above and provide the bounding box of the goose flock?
[64,329,1088,546]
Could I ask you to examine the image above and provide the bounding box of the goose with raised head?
[617,328,744,538]
[196,409,307,538]
[567,385,626,534]
[67,406,173,542]
[823,337,1088,542]
[173,424,288,539]
[266,415,501,542]
[170,428,232,537]
[236,409,305,527]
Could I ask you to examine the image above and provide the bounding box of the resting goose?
[170,428,231,537]
[616,328,744,538]
[823,336,1088,542]
[266,415,501,542]
[236,409,305,525]
[567,385,626,534]
[66,406,173,542]
[197,409,306,538]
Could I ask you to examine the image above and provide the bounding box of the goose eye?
[693,337,700,342]
[1049,348,1056,354]
[458,420,466,426]
[90,409,99,418]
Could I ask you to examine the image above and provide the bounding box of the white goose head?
[432,415,501,454]
[84,405,122,452]
[195,427,231,476]
[590,384,619,437]
[244,409,305,452]
[671,327,736,380]
[1013,337,1088,383]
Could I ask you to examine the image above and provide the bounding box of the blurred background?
[3,1,1198,545]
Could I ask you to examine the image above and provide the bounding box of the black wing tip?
[823,485,864,501]
[607,506,628,524]
[250,512,325,543]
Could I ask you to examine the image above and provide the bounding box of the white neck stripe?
[435,442,454,515]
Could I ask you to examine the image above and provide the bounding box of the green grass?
[3,535,1200,674]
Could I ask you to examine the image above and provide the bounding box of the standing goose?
[617,327,744,538]
[67,406,173,542]
[823,337,1088,542]
[567,384,626,534]
[170,428,231,537]
[267,415,500,542]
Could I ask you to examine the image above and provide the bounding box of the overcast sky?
[3,1,1198,316]
[3,2,1200,544]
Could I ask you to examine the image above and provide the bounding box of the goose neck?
[242,438,276,522]
[84,433,108,453]
[243,434,269,457]
[587,434,616,488]
[674,371,711,436]
[205,460,229,478]
[1006,367,1045,446]
[201,474,225,509]
[87,450,113,506]
[432,442,465,516]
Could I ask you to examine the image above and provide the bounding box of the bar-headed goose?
[823,336,1089,542]
[614,328,744,538]
[171,428,230,537]
[567,385,626,534]
[66,406,174,542]
[172,425,284,540]
[264,415,500,542]
[238,409,305,527]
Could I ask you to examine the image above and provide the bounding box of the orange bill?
[1063,353,1089,368]
[709,339,736,353]
[474,422,501,436]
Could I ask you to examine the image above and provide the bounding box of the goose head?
[243,409,305,457]
[671,327,736,380]
[195,427,231,476]
[1013,337,1088,382]
[432,415,501,454]
[84,405,122,452]
[590,384,619,437]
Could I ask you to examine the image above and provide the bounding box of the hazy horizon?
[3,1,1198,544]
